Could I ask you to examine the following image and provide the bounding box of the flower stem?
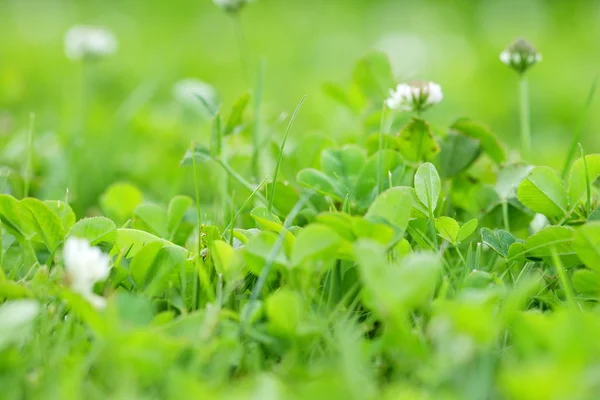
[23,113,35,198]
[518,75,532,158]
[232,13,251,83]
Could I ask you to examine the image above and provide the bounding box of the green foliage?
[3,25,600,399]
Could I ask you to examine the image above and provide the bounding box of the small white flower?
[64,25,118,61]
[386,81,443,113]
[173,78,219,113]
[213,0,253,13]
[63,237,111,309]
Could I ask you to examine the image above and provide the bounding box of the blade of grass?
[222,177,267,240]
[579,143,592,216]
[242,192,310,327]
[550,247,579,310]
[268,95,307,212]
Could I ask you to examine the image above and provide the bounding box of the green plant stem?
[232,13,251,83]
[23,113,35,198]
[502,200,510,232]
[222,177,267,239]
[455,246,466,266]
[218,159,271,208]
[561,74,598,179]
[551,247,579,310]
[251,60,266,182]
[377,102,386,195]
[191,142,214,303]
[268,95,306,211]
[519,75,532,159]
[579,144,592,216]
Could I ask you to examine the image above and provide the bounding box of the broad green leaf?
[354,240,441,312]
[0,281,33,300]
[244,231,289,276]
[517,167,568,219]
[437,133,481,178]
[589,206,600,221]
[365,186,413,234]
[100,182,143,225]
[320,145,367,192]
[322,82,355,111]
[355,150,406,208]
[115,228,172,258]
[167,195,193,238]
[496,164,534,200]
[351,51,395,104]
[224,92,250,135]
[481,228,515,258]
[265,181,299,217]
[397,118,439,162]
[435,216,459,244]
[365,133,400,155]
[450,118,506,164]
[180,144,213,166]
[351,218,395,246]
[457,219,478,243]
[20,198,65,252]
[572,269,600,295]
[69,217,117,247]
[133,203,169,238]
[266,289,303,335]
[573,222,600,272]
[0,195,36,239]
[211,240,237,275]
[316,212,355,242]
[250,207,295,248]
[507,242,526,262]
[297,168,344,201]
[523,226,579,266]
[44,200,76,233]
[129,241,163,289]
[291,224,343,267]
[568,154,600,205]
[414,162,441,213]
[130,242,189,295]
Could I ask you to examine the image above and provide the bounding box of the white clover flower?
[63,237,111,309]
[386,81,443,113]
[64,25,118,61]
[173,78,219,113]
[499,38,541,74]
[213,0,254,13]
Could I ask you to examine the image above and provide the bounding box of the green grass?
[2,1,600,399]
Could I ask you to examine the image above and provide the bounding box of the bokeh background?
[1,0,599,214]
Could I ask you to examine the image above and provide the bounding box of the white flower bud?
[213,0,254,13]
[64,25,118,61]
[173,78,219,114]
[499,38,541,74]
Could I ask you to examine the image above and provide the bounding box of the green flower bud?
[500,38,542,74]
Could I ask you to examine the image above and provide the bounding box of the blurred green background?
[1,0,599,214]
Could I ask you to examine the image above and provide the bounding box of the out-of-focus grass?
[1,0,599,212]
